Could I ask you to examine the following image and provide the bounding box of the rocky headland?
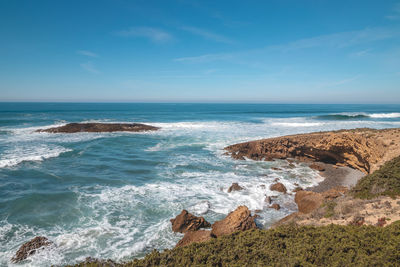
[13,128,400,266]
[36,122,159,133]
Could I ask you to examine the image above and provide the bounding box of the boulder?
[270,183,287,194]
[227,183,244,193]
[322,186,348,199]
[170,210,211,233]
[36,123,159,133]
[211,206,257,237]
[175,230,212,248]
[264,196,272,204]
[309,163,325,171]
[294,190,324,214]
[11,236,53,263]
[269,203,281,210]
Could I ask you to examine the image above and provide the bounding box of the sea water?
[1,103,400,266]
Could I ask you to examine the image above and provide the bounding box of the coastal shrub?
[117,222,400,267]
[352,156,400,199]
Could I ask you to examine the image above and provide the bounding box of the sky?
[0,0,400,103]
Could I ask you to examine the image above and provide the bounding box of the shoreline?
[307,162,364,193]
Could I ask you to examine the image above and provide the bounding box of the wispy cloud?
[386,3,400,20]
[80,61,99,74]
[116,27,172,43]
[350,48,372,57]
[180,26,234,44]
[77,50,98,58]
[174,26,400,63]
[174,53,233,63]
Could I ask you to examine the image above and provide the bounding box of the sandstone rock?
[295,190,324,214]
[36,123,159,133]
[309,163,325,171]
[225,128,400,174]
[11,236,53,263]
[269,203,280,210]
[175,230,212,247]
[211,206,257,237]
[170,210,211,233]
[227,183,244,193]
[322,186,348,200]
[270,183,287,193]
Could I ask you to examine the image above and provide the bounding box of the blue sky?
[1,0,400,103]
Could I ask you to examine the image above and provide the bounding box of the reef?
[36,122,159,133]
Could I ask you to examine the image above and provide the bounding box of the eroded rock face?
[11,236,53,263]
[294,191,324,214]
[175,230,212,248]
[211,206,257,237]
[227,183,244,193]
[225,128,400,174]
[170,210,211,233]
[270,183,287,194]
[36,123,159,133]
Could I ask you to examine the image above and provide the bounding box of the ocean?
[1,103,400,266]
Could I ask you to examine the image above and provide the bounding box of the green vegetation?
[72,222,400,267]
[352,156,400,199]
[323,201,337,218]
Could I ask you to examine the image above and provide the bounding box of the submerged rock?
[36,122,159,133]
[175,230,212,248]
[11,236,53,263]
[270,183,287,194]
[227,183,244,193]
[170,210,211,233]
[269,203,281,210]
[211,206,257,237]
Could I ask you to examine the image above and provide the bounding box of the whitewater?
[1,103,400,266]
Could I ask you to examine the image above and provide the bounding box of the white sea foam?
[0,145,72,168]
[369,112,400,118]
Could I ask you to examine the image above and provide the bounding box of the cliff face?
[225,128,400,174]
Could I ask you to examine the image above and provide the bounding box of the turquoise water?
[1,103,400,266]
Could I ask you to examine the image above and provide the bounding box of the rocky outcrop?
[211,206,258,237]
[295,191,324,214]
[227,183,244,193]
[175,230,212,248]
[11,236,52,263]
[170,210,211,233]
[36,123,159,133]
[270,183,287,193]
[225,128,400,173]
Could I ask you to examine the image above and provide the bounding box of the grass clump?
[323,201,337,218]
[352,156,400,199]
[70,222,400,267]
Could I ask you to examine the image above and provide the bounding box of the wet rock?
[175,230,212,248]
[259,184,266,189]
[270,183,287,194]
[211,206,258,237]
[293,186,303,193]
[254,209,262,213]
[36,122,159,133]
[309,163,326,172]
[264,196,272,204]
[227,183,244,193]
[294,190,324,214]
[11,236,53,263]
[269,203,281,210]
[271,167,282,171]
[170,210,211,233]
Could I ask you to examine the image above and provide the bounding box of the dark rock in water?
[36,122,159,133]
[175,230,212,248]
[11,236,53,263]
[264,196,272,204]
[269,203,281,210]
[227,183,244,193]
[309,163,326,172]
[170,210,211,233]
[270,183,287,194]
[271,167,282,171]
[211,206,258,237]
